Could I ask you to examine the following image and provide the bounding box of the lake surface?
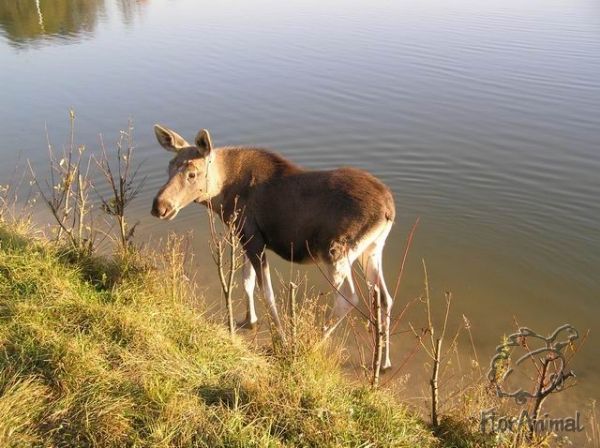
[1,0,599,429]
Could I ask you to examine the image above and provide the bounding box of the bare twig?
[463,314,482,376]
[431,337,442,428]
[289,282,299,356]
[392,216,420,300]
[371,285,383,388]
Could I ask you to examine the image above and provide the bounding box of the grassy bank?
[0,223,440,447]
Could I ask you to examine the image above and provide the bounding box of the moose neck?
[205,147,301,220]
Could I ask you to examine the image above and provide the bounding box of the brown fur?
[209,147,395,264]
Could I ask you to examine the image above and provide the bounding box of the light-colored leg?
[244,233,284,339]
[323,258,359,339]
[237,256,257,329]
[363,242,393,370]
[251,255,284,339]
[261,259,282,331]
[377,251,393,371]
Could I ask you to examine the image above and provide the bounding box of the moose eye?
[188,172,196,179]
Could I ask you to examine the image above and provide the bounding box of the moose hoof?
[236,317,258,330]
[381,362,392,373]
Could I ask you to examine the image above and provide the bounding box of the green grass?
[0,224,439,448]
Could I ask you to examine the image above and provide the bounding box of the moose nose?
[151,197,173,219]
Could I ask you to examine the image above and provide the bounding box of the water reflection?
[116,0,147,25]
[0,0,146,48]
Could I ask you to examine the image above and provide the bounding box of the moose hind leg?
[378,250,393,371]
[362,236,393,370]
[323,259,359,339]
[260,258,285,339]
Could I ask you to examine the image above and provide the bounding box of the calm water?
[1,0,599,426]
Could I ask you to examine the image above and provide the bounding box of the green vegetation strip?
[0,225,435,447]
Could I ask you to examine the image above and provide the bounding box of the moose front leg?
[240,225,285,340]
[237,255,258,329]
[246,252,284,340]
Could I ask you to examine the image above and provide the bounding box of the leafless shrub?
[207,198,245,337]
[94,120,145,252]
[28,110,95,254]
[409,260,460,429]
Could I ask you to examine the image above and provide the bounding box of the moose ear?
[154,124,190,152]
[195,129,213,156]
